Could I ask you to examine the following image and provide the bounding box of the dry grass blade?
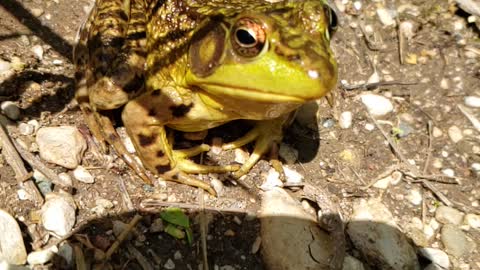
[105,214,143,260]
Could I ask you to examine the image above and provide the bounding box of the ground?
[0,0,479,269]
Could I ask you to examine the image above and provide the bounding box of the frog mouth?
[197,83,307,103]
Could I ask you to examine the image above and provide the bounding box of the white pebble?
[27,246,58,265]
[447,125,463,143]
[0,209,27,264]
[399,21,415,39]
[418,248,450,269]
[41,193,76,236]
[234,148,249,164]
[432,127,443,137]
[17,189,30,201]
[0,59,12,74]
[30,45,44,60]
[364,123,375,131]
[73,166,95,183]
[18,122,35,135]
[58,172,73,187]
[472,163,480,172]
[261,168,283,191]
[1,101,21,120]
[339,111,352,129]
[441,168,455,177]
[360,94,394,116]
[376,8,396,26]
[464,96,480,108]
[52,59,63,65]
[407,188,422,205]
[440,78,449,89]
[164,259,175,270]
[464,214,480,229]
[210,178,224,195]
[353,1,362,10]
[36,126,87,169]
[283,166,303,184]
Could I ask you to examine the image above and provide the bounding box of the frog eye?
[231,18,267,58]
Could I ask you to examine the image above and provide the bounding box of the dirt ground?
[0,0,479,269]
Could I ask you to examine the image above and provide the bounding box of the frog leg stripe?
[138,133,157,146]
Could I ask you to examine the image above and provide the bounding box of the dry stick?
[423,121,434,174]
[397,18,405,65]
[0,116,43,204]
[140,199,252,215]
[366,112,454,207]
[105,214,143,260]
[199,189,209,270]
[13,139,68,187]
[126,244,154,270]
[118,176,134,211]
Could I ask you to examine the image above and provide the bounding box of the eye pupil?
[235,29,256,47]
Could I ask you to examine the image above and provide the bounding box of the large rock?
[0,209,27,265]
[346,199,420,270]
[36,126,86,169]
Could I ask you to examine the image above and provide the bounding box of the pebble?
[30,45,44,60]
[36,126,87,169]
[435,205,465,225]
[447,125,463,143]
[322,118,336,128]
[432,127,443,138]
[278,143,298,164]
[261,168,283,191]
[27,246,57,265]
[342,255,366,270]
[376,8,396,26]
[150,218,164,233]
[283,166,303,184]
[58,172,73,187]
[41,192,76,236]
[360,94,394,116]
[339,111,353,129]
[346,199,419,269]
[364,123,375,131]
[464,96,480,108]
[73,166,95,184]
[418,248,450,269]
[234,148,249,164]
[17,189,30,201]
[211,137,222,154]
[1,101,21,120]
[440,78,449,89]
[56,243,74,269]
[251,236,262,254]
[399,21,415,40]
[441,168,455,177]
[173,251,182,260]
[441,224,476,257]
[406,188,422,205]
[18,122,35,135]
[164,258,175,269]
[0,209,27,264]
[30,8,44,17]
[0,59,11,74]
[91,198,114,215]
[463,214,480,229]
[210,178,224,195]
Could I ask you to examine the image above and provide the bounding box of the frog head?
[185,0,337,105]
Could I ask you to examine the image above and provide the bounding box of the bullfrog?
[74,0,337,195]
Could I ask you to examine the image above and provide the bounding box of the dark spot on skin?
[151,89,161,96]
[155,165,170,174]
[138,133,157,147]
[123,74,144,93]
[171,175,178,180]
[169,104,193,117]
[74,71,83,81]
[156,150,165,157]
[148,109,157,116]
[127,31,147,40]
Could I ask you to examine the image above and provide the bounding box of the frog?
[74,0,337,195]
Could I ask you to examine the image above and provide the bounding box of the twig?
[139,199,252,214]
[0,116,43,204]
[458,104,480,132]
[423,120,433,174]
[13,139,68,187]
[105,214,143,260]
[118,176,134,211]
[397,18,405,64]
[341,80,419,91]
[199,189,209,270]
[126,244,154,270]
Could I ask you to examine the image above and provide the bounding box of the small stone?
[73,166,95,184]
[30,45,44,60]
[342,255,366,270]
[164,258,175,270]
[339,111,353,129]
[463,214,480,229]
[376,8,396,26]
[399,21,415,39]
[27,246,57,266]
[233,216,242,225]
[0,209,27,264]
[210,178,224,195]
[440,78,449,89]
[441,168,455,177]
[211,137,222,154]
[283,166,303,184]
[91,198,114,215]
[0,59,12,74]
[18,122,35,135]
[322,118,336,128]
[173,251,182,260]
[261,168,283,191]
[41,192,76,237]
[447,125,463,143]
[36,126,87,169]
[406,188,422,205]
[353,1,362,10]
[58,172,73,187]
[435,205,464,225]
[441,224,476,257]
[432,127,443,138]
[17,189,30,201]
[364,123,375,131]
[464,96,480,108]
[150,218,164,233]
[251,236,262,254]
[224,229,235,236]
[418,248,450,269]
[279,143,298,164]
[234,148,249,164]
[52,59,63,65]
[1,101,21,120]
[57,243,74,269]
[30,8,44,17]
[360,94,394,116]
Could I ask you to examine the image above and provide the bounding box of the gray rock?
[441,224,476,257]
[27,246,57,266]
[260,187,342,270]
[41,192,76,236]
[164,258,175,269]
[346,199,420,270]
[18,122,35,135]
[435,206,465,225]
[279,143,298,164]
[73,166,95,184]
[360,94,394,116]
[57,243,74,269]
[418,248,450,269]
[342,255,365,270]
[339,111,352,129]
[36,126,86,169]
[1,101,21,120]
[0,209,27,265]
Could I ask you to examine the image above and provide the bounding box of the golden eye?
[231,18,267,58]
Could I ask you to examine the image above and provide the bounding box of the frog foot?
[222,119,284,179]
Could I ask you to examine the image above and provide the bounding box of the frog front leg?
[122,90,239,195]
